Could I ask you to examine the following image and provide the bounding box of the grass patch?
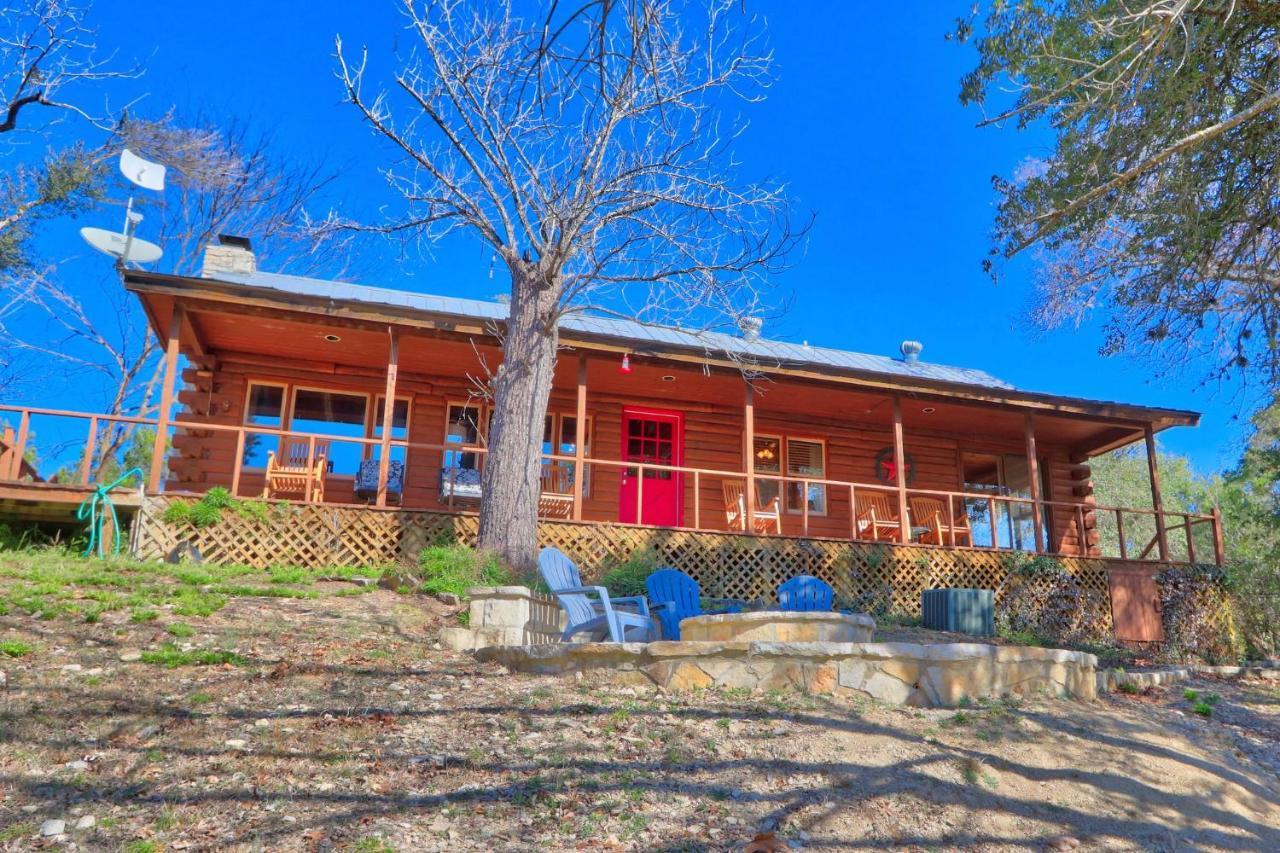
[130,607,159,623]
[189,691,214,705]
[414,545,511,598]
[0,640,33,657]
[1193,701,1214,717]
[140,644,245,668]
[1183,688,1199,702]
[166,622,196,638]
[1117,681,1141,695]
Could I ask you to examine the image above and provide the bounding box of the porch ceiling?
[140,291,1157,459]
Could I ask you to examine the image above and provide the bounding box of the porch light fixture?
[323,334,342,343]
[618,353,632,374]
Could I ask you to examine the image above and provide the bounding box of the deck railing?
[0,403,1224,565]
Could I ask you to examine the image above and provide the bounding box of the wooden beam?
[148,305,183,493]
[572,353,588,521]
[744,382,756,531]
[1144,424,1170,561]
[180,308,209,362]
[1024,413,1046,554]
[892,396,910,540]
[376,327,399,507]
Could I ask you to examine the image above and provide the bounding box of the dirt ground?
[2,584,1279,851]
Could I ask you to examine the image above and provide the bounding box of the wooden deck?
[0,481,143,525]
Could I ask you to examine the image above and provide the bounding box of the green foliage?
[1183,688,1199,703]
[1116,681,1140,696]
[599,547,661,597]
[0,640,33,657]
[958,3,1280,387]
[140,643,245,668]
[1193,701,1213,718]
[166,622,196,638]
[161,489,278,529]
[415,545,511,598]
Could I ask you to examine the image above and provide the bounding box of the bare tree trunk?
[477,270,559,576]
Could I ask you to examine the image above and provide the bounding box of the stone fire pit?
[680,611,874,643]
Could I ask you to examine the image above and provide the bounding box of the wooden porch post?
[892,396,910,541]
[744,382,756,531]
[1144,424,1170,561]
[572,353,588,521]
[148,304,183,493]
[1211,505,1225,566]
[1024,413,1046,554]
[376,327,399,507]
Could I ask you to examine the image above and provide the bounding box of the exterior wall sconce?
[619,353,632,374]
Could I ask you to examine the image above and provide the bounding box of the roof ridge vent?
[738,316,763,342]
[900,340,923,364]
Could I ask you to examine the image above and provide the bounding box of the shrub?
[1193,701,1213,717]
[415,545,511,598]
[599,547,661,597]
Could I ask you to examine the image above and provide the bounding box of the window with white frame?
[289,388,369,474]
[240,382,408,476]
[543,413,592,494]
[785,438,827,515]
[752,435,782,507]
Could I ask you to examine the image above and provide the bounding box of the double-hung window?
[749,434,826,515]
[785,438,827,515]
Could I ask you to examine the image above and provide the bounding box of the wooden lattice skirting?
[132,496,1114,628]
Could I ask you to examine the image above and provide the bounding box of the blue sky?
[18,1,1249,474]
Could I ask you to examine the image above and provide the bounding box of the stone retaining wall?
[476,640,1098,707]
[440,586,565,651]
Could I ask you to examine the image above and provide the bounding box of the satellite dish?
[80,226,164,264]
[120,148,166,191]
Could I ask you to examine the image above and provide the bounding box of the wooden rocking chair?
[723,480,782,535]
[263,438,329,503]
[538,464,574,519]
[854,491,903,542]
[909,495,973,547]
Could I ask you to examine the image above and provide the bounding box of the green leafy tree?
[958,2,1280,389]
[1218,398,1280,656]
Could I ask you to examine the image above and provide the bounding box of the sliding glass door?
[962,452,1050,550]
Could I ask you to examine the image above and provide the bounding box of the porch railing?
[0,403,1224,565]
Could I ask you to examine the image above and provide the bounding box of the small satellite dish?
[80,226,164,264]
[120,148,166,191]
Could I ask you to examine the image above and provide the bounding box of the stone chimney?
[201,234,256,278]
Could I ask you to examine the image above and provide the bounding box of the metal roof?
[215,270,1016,390]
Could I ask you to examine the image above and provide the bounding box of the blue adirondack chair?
[538,547,656,643]
[645,568,745,640]
[777,575,834,612]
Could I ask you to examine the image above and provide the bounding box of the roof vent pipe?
[738,316,763,342]
[900,340,923,364]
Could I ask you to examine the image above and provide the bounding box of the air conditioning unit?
[921,588,994,637]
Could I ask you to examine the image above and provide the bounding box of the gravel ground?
[2,582,1278,851]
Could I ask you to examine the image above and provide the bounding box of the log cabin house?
[0,237,1223,638]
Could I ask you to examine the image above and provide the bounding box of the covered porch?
[0,269,1218,567]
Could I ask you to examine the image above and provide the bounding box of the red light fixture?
[619,353,632,375]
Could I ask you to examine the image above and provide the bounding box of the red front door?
[619,407,683,527]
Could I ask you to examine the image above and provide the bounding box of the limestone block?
[668,662,714,690]
[808,664,838,695]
